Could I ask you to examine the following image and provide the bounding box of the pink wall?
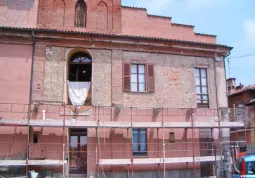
[0,44,32,104]
[0,0,39,28]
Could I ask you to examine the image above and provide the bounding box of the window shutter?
[147,64,155,92]
[123,63,131,92]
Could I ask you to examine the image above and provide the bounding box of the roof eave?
[0,26,233,50]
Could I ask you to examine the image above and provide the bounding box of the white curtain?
[67,81,91,106]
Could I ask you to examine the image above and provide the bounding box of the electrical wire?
[227,53,255,59]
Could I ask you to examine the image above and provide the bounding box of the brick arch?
[96,1,108,30]
[53,0,65,27]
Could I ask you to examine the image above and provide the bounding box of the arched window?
[69,52,92,81]
[68,52,92,106]
[75,0,87,27]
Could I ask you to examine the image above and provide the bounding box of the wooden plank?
[0,160,67,166]
[0,118,244,128]
[99,156,222,165]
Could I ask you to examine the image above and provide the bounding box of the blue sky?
[122,0,255,85]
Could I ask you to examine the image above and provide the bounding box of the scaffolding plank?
[0,118,244,128]
[0,160,67,166]
[99,156,222,165]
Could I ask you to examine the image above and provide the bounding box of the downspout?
[29,30,36,107]
[223,51,231,100]
[26,30,35,178]
[214,51,232,178]
[213,56,222,177]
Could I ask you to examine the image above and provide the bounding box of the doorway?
[69,129,87,174]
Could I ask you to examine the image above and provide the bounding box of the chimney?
[226,78,236,95]
[236,83,244,91]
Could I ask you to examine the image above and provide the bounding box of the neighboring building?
[227,78,255,157]
[0,0,239,178]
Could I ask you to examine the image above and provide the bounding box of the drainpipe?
[26,30,35,178]
[223,51,231,101]
[29,30,36,108]
[214,51,232,178]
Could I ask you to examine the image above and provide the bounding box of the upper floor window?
[123,63,155,92]
[132,128,147,156]
[69,52,92,82]
[75,0,87,27]
[195,68,209,107]
[131,64,145,92]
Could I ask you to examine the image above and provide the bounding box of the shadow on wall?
[4,0,35,10]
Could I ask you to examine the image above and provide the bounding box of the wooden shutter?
[123,63,131,92]
[146,64,155,92]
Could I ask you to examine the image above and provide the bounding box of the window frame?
[195,68,209,108]
[132,128,147,156]
[131,64,146,92]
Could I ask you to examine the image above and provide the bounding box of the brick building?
[0,0,241,178]
[227,78,255,155]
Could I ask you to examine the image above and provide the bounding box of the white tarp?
[67,81,91,106]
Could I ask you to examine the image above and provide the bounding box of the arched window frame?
[68,52,92,82]
[75,0,87,27]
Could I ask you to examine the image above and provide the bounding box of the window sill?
[197,104,210,108]
[133,153,148,157]
[124,91,153,93]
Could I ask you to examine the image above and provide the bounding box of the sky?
[122,0,255,86]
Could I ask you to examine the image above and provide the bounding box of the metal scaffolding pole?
[162,106,166,178]
[62,104,66,178]
[131,106,134,178]
[191,110,196,178]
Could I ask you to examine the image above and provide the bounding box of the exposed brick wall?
[32,44,46,101]
[229,92,255,107]
[121,7,217,44]
[116,51,218,108]
[31,44,223,109]
[90,49,112,106]
[96,1,108,30]
[37,0,121,33]
[1,0,218,44]
[44,46,65,102]
[0,0,38,28]
[52,0,65,27]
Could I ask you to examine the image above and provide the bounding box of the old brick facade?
[0,0,232,177]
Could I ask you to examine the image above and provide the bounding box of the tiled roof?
[195,33,217,37]
[122,6,172,19]
[229,85,255,96]
[172,23,194,28]
[0,26,232,49]
[147,14,172,19]
[121,5,146,10]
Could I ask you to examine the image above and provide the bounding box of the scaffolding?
[0,102,248,178]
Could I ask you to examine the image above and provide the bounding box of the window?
[132,128,147,156]
[246,161,255,174]
[68,52,92,106]
[195,68,209,107]
[123,63,155,92]
[75,0,87,27]
[131,64,145,92]
[33,132,39,144]
[240,147,247,153]
[69,52,92,82]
